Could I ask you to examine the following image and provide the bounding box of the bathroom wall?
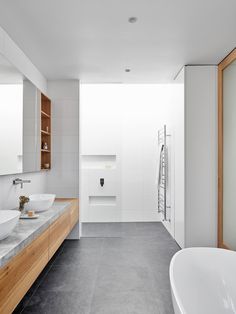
[46,80,79,198]
[184,65,218,247]
[0,26,48,211]
[173,68,185,247]
[173,66,218,248]
[0,27,80,219]
[80,84,184,223]
[0,173,46,210]
[46,80,80,239]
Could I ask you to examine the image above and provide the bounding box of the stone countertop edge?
[0,201,72,269]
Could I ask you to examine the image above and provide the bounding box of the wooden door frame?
[218,48,236,249]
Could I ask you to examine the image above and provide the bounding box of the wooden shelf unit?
[41,93,51,170]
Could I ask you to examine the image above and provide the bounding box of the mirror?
[218,49,236,250]
[0,53,41,175]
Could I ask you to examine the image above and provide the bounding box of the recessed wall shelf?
[89,196,116,206]
[41,93,51,170]
[82,155,116,169]
[41,149,51,153]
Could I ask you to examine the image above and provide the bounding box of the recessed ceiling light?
[128,17,137,23]
[125,69,131,72]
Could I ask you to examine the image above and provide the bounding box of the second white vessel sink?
[0,210,20,240]
[25,194,56,212]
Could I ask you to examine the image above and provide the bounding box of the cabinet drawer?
[49,211,70,259]
[0,228,49,314]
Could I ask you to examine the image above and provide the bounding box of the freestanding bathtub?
[170,248,236,314]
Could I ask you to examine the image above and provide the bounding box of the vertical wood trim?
[218,48,236,249]
[218,65,223,248]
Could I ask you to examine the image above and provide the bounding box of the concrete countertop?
[0,200,72,268]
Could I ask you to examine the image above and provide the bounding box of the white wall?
[120,85,169,222]
[46,80,79,198]
[0,28,80,230]
[0,173,46,210]
[184,65,218,247]
[0,26,48,211]
[172,68,185,248]
[46,80,80,239]
[80,84,184,223]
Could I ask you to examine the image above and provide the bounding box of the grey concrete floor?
[14,222,180,314]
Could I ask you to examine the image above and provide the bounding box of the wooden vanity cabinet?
[49,210,70,259]
[0,229,49,314]
[0,199,79,314]
[69,199,79,229]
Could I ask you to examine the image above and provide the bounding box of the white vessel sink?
[0,210,20,240]
[25,194,56,212]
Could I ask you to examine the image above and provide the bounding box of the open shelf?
[41,130,51,135]
[41,93,51,170]
[41,149,51,153]
[41,110,51,118]
[81,155,116,169]
[89,196,116,206]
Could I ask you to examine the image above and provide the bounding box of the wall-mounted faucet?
[13,178,31,189]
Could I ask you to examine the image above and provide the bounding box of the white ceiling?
[0,0,235,83]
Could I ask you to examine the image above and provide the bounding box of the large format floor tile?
[14,222,179,314]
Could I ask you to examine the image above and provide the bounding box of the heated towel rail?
[157,125,170,221]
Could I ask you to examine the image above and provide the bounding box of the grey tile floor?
[14,222,180,314]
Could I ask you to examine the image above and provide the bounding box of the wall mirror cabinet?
[218,48,236,249]
[0,53,51,175]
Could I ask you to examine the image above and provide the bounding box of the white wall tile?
[185,66,217,248]
[46,185,79,199]
[52,153,79,171]
[46,80,79,200]
[0,28,4,53]
[52,136,78,153]
[52,100,79,118]
[47,169,79,188]
[80,84,183,223]
[52,118,79,136]
[0,172,46,210]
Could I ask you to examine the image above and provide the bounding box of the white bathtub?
[170,248,236,314]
